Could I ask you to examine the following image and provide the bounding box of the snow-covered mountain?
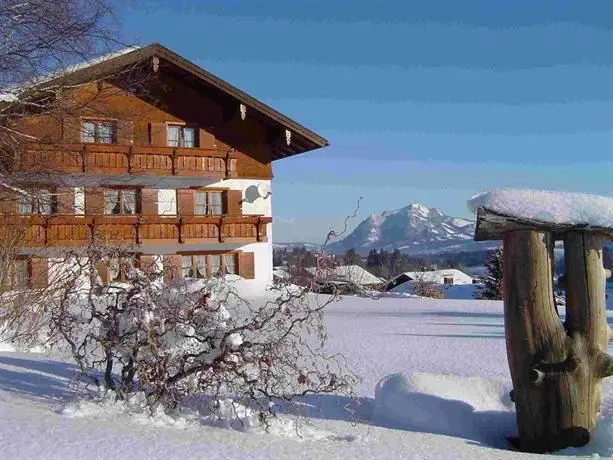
[327,203,496,255]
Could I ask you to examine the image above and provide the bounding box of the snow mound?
[469,188,613,228]
[373,372,515,446]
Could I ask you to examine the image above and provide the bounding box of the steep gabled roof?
[9,43,329,160]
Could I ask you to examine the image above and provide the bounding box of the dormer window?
[82,120,116,144]
[167,125,195,148]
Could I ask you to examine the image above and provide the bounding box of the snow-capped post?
[469,189,613,453]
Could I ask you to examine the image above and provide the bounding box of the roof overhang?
[10,43,329,160]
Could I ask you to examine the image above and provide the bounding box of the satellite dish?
[244,184,271,203]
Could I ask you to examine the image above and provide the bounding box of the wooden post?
[503,230,572,452]
[475,206,613,453]
[562,231,609,433]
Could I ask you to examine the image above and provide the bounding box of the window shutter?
[117,120,134,145]
[140,188,158,215]
[62,117,82,143]
[95,260,109,284]
[139,255,156,274]
[176,189,194,216]
[149,121,167,146]
[85,188,105,215]
[163,255,182,282]
[30,258,48,288]
[238,252,255,280]
[56,187,75,214]
[198,127,215,149]
[0,190,18,214]
[226,190,242,216]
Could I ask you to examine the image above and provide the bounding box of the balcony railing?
[14,143,238,178]
[2,215,270,248]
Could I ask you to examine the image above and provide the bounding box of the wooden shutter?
[163,255,182,282]
[95,260,109,284]
[238,252,255,280]
[176,189,194,216]
[56,187,75,214]
[225,190,242,216]
[139,255,156,274]
[85,188,105,215]
[198,127,215,149]
[0,189,18,214]
[149,121,167,146]
[62,117,82,143]
[140,189,158,215]
[30,258,48,288]
[117,120,134,145]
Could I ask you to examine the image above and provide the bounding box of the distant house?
[384,269,474,291]
[305,265,384,292]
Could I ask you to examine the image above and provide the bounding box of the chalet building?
[0,44,328,289]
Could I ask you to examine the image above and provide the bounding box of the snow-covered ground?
[2,295,613,459]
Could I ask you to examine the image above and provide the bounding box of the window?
[167,125,195,148]
[12,260,30,288]
[443,277,454,285]
[109,257,134,282]
[195,191,223,215]
[195,255,208,278]
[210,255,221,276]
[18,189,57,215]
[104,189,137,215]
[82,120,116,144]
[181,256,193,278]
[223,254,236,275]
[180,254,237,279]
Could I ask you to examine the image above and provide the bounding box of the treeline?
[273,246,476,280]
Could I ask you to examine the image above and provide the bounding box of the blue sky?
[115,0,613,242]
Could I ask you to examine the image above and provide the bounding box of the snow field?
[3,294,613,458]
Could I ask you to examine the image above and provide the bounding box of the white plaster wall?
[236,241,273,291]
[47,257,91,290]
[157,189,177,215]
[206,179,272,217]
[206,178,273,288]
[74,187,85,216]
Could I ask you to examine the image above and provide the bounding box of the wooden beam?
[474,207,613,242]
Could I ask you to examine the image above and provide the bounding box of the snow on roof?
[468,188,613,228]
[307,265,382,286]
[0,46,141,102]
[400,269,473,283]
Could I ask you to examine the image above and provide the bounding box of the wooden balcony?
[3,215,271,248]
[14,143,238,178]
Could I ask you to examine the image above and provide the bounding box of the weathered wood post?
[474,207,613,453]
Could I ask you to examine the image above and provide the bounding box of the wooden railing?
[14,143,238,178]
[2,215,270,247]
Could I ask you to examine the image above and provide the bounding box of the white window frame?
[167,125,195,148]
[194,191,224,215]
[81,119,116,144]
[104,189,138,215]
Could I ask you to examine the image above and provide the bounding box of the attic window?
[167,125,195,148]
[82,120,116,144]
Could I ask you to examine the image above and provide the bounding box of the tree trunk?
[504,229,612,452]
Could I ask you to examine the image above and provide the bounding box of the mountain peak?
[328,202,480,255]
[407,203,430,215]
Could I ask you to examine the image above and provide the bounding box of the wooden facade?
[2,44,328,287]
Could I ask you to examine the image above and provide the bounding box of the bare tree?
[411,271,446,299]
